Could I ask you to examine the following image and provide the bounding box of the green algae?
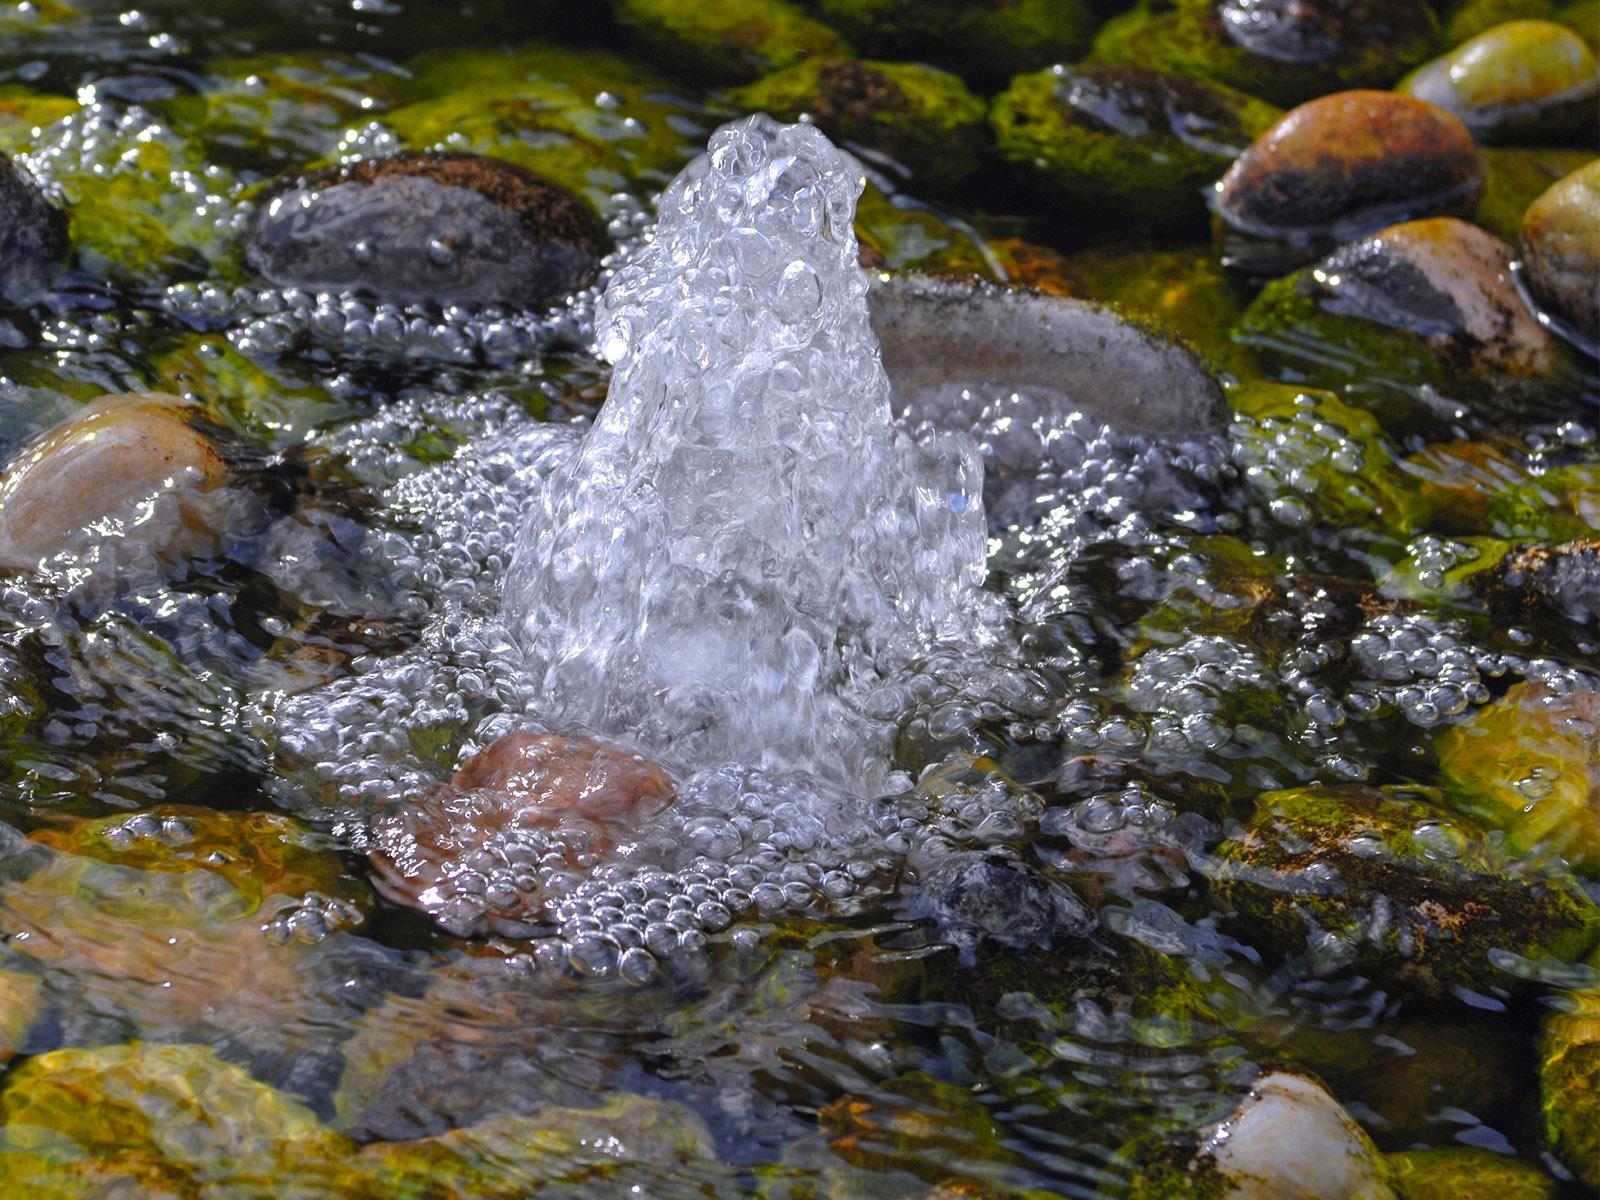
[730,58,986,194]
[1540,970,1600,1191]
[1387,1147,1558,1199]
[1474,146,1596,242]
[1444,0,1557,43]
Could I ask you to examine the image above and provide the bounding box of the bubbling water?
[501,115,1000,790]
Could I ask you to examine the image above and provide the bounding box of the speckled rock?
[1091,0,1440,108]
[0,152,67,304]
[1213,91,1483,274]
[814,0,1097,86]
[1520,159,1600,350]
[367,733,677,937]
[1213,784,1600,995]
[245,152,606,309]
[614,0,849,85]
[729,58,985,193]
[1401,20,1600,142]
[0,392,231,575]
[990,64,1282,229]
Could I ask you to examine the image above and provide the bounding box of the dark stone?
[246,152,606,309]
[0,155,68,305]
[903,851,1097,954]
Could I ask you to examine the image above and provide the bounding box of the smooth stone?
[1197,1072,1399,1200]
[989,63,1282,229]
[1213,91,1482,272]
[1520,159,1600,350]
[0,152,67,304]
[367,733,676,938]
[902,851,1096,954]
[1315,217,1557,375]
[729,58,987,194]
[245,152,605,309]
[0,392,230,574]
[1402,20,1600,142]
[867,273,1230,444]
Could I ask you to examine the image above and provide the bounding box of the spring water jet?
[501,114,1001,791]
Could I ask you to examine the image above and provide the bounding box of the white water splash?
[502,116,999,789]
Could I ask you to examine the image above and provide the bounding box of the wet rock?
[1126,1071,1399,1199]
[1401,21,1599,142]
[0,88,79,157]
[0,153,66,304]
[817,1072,1012,1180]
[1485,538,1600,629]
[367,732,676,938]
[1386,1147,1558,1199]
[1090,0,1440,108]
[989,64,1281,230]
[1540,962,1600,1191]
[614,0,849,85]
[1437,679,1600,874]
[246,152,605,309]
[1520,159,1600,351]
[1212,784,1600,995]
[0,967,42,1065]
[1233,218,1584,427]
[901,851,1096,954]
[0,392,232,576]
[729,58,986,194]
[868,273,1230,446]
[814,0,1097,87]
[1444,0,1556,44]
[1213,91,1483,275]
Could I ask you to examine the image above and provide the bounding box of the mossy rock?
[1090,0,1440,108]
[0,86,78,156]
[0,966,43,1065]
[376,43,703,205]
[814,0,1097,86]
[990,65,1281,231]
[1229,382,1432,542]
[614,0,849,85]
[1212,784,1600,995]
[1555,0,1600,45]
[1396,438,1594,539]
[1436,680,1600,875]
[162,52,408,170]
[730,58,985,194]
[1387,1147,1557,1199]
[852,183,1002,279]
[1473,146,1596,244]
[1540,976,1599,1190]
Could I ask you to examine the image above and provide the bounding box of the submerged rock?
[1213,91,1483,275]
[1213,784,1600,995]
[1540,963,1600,1191]
[1090,0,1439,107]
[1401,20,1599,142]
[0,152,66,304]
[729,58,986,193]
[1437,679,1600,875]
[989,64,1281,230]
[614,0,849,84]
[245,152,606,309]
[368,733,676,938]
[1127,1071,1399,1199]
[1386,1147,1558,1199]
[901,852,1096,955]
[813,0,1097,85]
[1519,159,1600,351]
[0,392,232,577]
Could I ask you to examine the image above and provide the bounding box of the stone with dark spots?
[245,152,606,309]
[367,733,676,938]
[1520,159,1600,352]
[1213,91,1483,274]
[902,851,1097,955]
[0,154,67,305]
